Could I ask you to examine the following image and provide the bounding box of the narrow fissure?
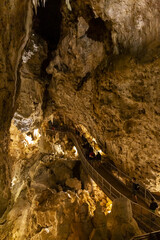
[33,0,62,79]
[32,0,62,113]
[33,0,62,51]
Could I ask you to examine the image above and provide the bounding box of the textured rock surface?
[89,0,160,57]
[0,147,112,240]
[90,202,109,240]
[46,0,160,191]
[106,198,141,240]
[13,33,47,132]
[0,0,32,130]
[0,0,160,239]
[0,0,33,218]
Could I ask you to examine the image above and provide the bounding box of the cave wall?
[0,0,33,216]
[89,0,160,57]
[1,124,114,240]
[0,0,33,131]
[0,0,160,239]
[46,0,160,190]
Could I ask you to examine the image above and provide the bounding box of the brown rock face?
[14,33,47,132]
[0,0,33,217]
[106,198,141,240]
[0,0,32,130]
[46,0,160,191]
[1,0,160,239]
[89,0,160,58]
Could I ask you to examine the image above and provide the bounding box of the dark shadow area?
[41,83,50,114]
[33,0,62,79]
[73,161,81,181]
[76,72,91,91]
[33,0,62,51]
[86,18,110,42]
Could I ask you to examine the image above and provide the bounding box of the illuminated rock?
[107,198,141,240]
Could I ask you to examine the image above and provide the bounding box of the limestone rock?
[90,202,109,240]
[1,0,160,239]
[77,17,89,38]
[0,0,33,217]
[0,0,32,130]
[107,198,141,240]
[14,33,47,133]
[38,133,53,153]
[65,177,82,191]
[53,162,73,183]
[69,203,93,240]
[45,0,160,191]
[89,0,160,57]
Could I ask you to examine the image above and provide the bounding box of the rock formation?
[0,0,33,219]
[46,0,160,191]
[0,0,160,239]
[106,198,141,240]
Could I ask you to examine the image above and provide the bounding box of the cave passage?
[33,0,62,51]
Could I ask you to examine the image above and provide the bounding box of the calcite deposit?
[0,0,160,239]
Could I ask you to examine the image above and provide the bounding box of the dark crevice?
[33,0,62,51]
[41,83,50,115]
[76,72,91,91]
[86,18,111,42]
[32,0,62,80]
[73,161,81,181]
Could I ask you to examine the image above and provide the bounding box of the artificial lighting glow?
[22,140,28,147]
[73,146,78,156]
[33,128,41,138]
[11,177,17,187]
[23,128,41,147]
[66,0,72,11]
[108,203,112,213]
[92,138,97,144]
[32,0,46,9]
[54,144,64,154]
[44,228,50,233]
[77,124,105,155]
[25,135,34,144]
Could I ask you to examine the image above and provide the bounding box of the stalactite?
[32,0,46,14]
[65,0,72,11]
